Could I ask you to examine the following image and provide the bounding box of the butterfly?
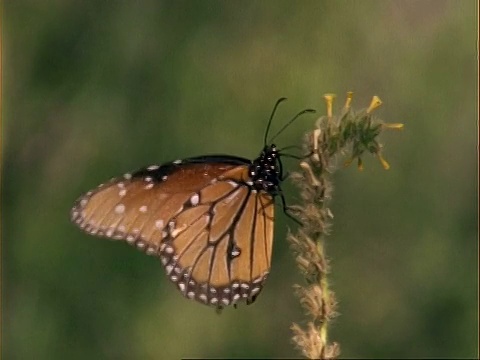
[70,98,315,309]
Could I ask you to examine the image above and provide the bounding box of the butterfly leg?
[279,192,302,225]
[280,171,291,181]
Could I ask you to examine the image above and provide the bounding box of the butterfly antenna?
[269,108,316,144]
[264,97,288,146]
[278,145,314,160]
[278,144,303,152]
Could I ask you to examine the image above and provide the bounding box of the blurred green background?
[2,1,478,359]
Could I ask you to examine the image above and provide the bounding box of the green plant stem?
[289,93,403,359]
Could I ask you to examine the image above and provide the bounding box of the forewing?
[71,162,275,307]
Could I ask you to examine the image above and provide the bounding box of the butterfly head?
[249,144,282,194]
[253,97,315,195]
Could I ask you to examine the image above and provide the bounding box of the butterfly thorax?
[248,144,281,194]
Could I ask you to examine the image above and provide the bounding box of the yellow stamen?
[323,94,336,118]
[357,157,364,171]
[378,153,390,170]
[344,91,353,110]
[382,123,404,130]
[366,95,382,114]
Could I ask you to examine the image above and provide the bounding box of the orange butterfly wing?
[71,161,274,307]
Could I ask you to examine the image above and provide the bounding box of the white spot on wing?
[147,165,160,171]
[115,204,125,214]
[119,189,127,197]
[106,228,114,237]
[173,159,182,164]
[139,205,148,213]
[123,173,132,180]
[227,180,238,188]
[155,220,164,229]
[251,287,261,295]
[190,194,199,206]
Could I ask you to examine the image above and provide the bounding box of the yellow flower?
[323,94,336,118]
[378,153,390,170]
[366,95,382,113]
